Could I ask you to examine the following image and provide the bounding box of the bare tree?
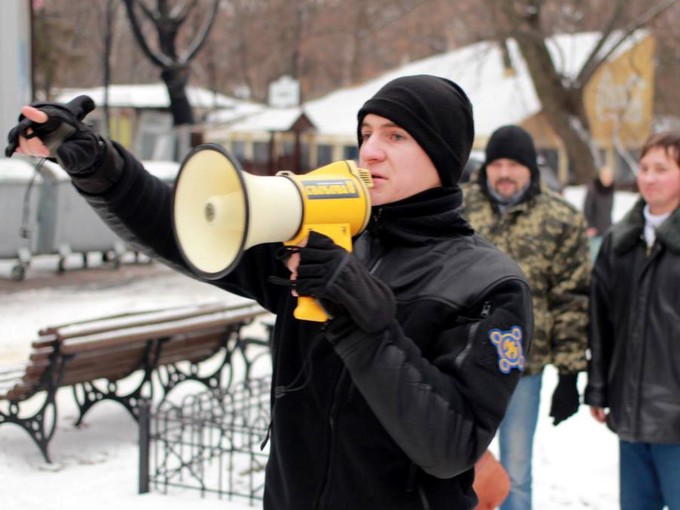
[32,0,680,173]
[483,0,680,183]
[193,0,452,103]
[121,0,220,126]
[32,0,94,100]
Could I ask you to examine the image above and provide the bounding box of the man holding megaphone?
[7,74,533,510]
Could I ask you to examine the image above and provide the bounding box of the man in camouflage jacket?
[461,125,590,510]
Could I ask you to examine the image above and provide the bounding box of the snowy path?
[0,258,619,509]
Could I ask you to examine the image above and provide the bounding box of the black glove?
[295,231,395,334]
[550,373,580,426]
[5,96,122,193]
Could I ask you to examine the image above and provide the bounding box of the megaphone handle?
[293,296,329,322]
[288,223,353,323]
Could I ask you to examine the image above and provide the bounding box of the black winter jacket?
[585,199,680,443]
[82,144,533,509]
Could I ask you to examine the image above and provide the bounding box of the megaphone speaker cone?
[172,144,304,279]
[173,145,248,277]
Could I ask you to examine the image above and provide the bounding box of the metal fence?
[138,327,272,506]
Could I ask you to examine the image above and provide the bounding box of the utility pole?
[0,0,32,153]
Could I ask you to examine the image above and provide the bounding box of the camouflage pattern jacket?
[461,180,590,376]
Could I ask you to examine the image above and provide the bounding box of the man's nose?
[497,164,512,177]
[360,137,385,161]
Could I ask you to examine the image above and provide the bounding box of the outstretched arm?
[6,96,123,194]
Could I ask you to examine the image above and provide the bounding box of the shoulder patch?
[488,326,525,374]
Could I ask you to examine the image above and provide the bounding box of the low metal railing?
[139,330,272,506]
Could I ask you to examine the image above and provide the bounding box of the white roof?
[51,30,648,141]
[304,30,648,138]
[203,101,266,124]
[55,83,262,112]
[216,107,303,132]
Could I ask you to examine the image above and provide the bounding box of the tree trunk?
[161,65,194,126]
[513,33,598,183]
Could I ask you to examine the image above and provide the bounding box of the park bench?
[0,300,271,463]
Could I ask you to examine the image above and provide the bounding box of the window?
[253,142,269,164]
[317,145,333,166]
[231,140,247,163]
[343,145,358,161]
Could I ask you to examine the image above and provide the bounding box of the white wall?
[0,0,32,156]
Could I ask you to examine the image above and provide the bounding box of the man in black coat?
[7,74,533,509]
[586,131,680,510]
[583,165,615,259]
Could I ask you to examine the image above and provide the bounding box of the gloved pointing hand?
[549,373,580,426]
[6,95,122,194]
[295,231,396,334]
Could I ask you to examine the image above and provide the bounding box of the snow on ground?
[0,191,626,509]
[563,185,638,224]
[0,258,260,510]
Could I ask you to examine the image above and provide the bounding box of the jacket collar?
[368,186,473,246]
[592,177,615,195]
[612,199,680,255]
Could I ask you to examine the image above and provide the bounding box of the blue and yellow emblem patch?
[489,326,525,374]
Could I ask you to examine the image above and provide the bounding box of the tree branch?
[122,0,171,67]
[577,0,678,86]
[182,0,220,63]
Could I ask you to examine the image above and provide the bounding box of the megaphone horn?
[172,144,373,322]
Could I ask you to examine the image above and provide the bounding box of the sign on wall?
[584,33,655,148]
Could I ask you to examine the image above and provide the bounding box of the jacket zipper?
[417,485,432,510]
[316,238,384,508]
[315,368,350,508]
[631,244,660,437]
[455,301,491,369]
[406,466,431,510]
[481,301,491,318]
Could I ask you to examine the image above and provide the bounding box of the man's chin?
[494,186,517,198]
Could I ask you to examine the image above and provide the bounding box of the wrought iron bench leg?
[0,392,58,463]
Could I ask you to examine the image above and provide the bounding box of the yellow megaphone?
[172,144,373,322]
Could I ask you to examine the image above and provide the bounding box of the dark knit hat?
[482,125,539,178]
[356,74,475,187]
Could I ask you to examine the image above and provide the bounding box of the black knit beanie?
[482,125,539,178]
[356,74,475,187]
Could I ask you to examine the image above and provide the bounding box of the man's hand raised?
[6,96,124,194]
[13,106,51,157]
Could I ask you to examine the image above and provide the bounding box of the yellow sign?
[584,33,655,147]
[303,179,360,199]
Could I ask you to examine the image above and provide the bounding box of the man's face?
[359,114,441,206]
[638,145,680,215]
[599,166,614,187]
[485,158,532,199]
